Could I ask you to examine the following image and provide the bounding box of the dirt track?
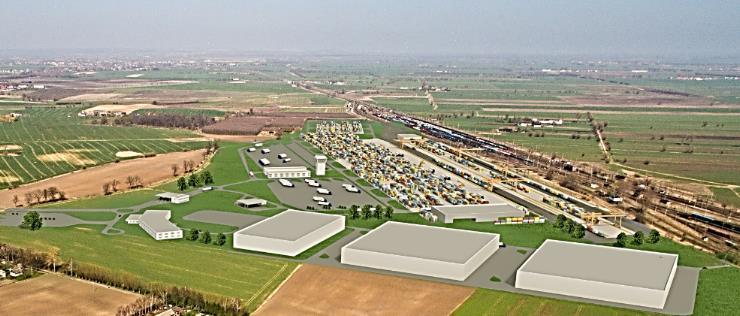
[0,274,140,316]
[0,149,207,209]
[255,264,474,316]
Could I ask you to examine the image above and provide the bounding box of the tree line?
[0,243,249,316]
[13,186,67,207]
[177,170,214,191]
[94,113,216,130]
[347,204,394,220]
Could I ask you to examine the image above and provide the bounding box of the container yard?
[303,121,510,211]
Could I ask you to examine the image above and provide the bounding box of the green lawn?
[709,187,740,208]
[0,224,297,312]
[694,267,740,316]
[223,180,280,204]
[453,288,655,315]
[624,238,722,268]
[64,211,118,221]
[40,189,159,209]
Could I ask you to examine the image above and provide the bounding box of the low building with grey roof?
[515,239,678,309]
[126,210,183,241]
[341,221,500,281]
[233,210,344,256]
[430,203,529,224]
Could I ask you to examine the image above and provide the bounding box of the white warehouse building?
[341,221,500,281]
[233,210,344,256]
[263,166,311,179]
[126,210,183,241]
[515,239,678,309]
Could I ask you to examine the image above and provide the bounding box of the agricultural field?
[0,223,297,312]
[453,288,655,316]
[0,273,141,316]
[693,267,740,316]
[0,106,207,189]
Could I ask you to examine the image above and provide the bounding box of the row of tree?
[187,228,227,246]
[553,214,585,239]
[177,171,214,191]
[109,113,216,130]
[347,204,393,220]
[13,186,67,207]
[102,176,145,195]
[614,229,660,247]
[0,243,248,316]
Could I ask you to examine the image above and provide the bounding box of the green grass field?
[40,189,160,209]
[453,288,655,316]
[0,224,297,311]
[0,107,207,189]
[709,187,740,207]
[693,267,740,316]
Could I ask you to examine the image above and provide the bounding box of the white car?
[317,188,331,195]
[345,186,360,193]
[279,179,294,187]
[277,153,288,159]
[255,143,263,147]
[312,196,326,202]
[261,148,271,154]
[318,201,332,207]
[307,181,320,187]
[201,186,214,191]
[247,147,256,152]
[282,158,291,163]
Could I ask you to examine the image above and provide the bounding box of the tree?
[614,232,627,247]
[563,219,576,234]
[348,205,359,220]
[171,164,179,176]
[632,231,644,245]
[21,211,43,231]
[572,224,585,239]
[216,233,226,246]
[201,171,214,185]
[102,183,111,195]
[201,231,212,244]
[188,174,199,187]
[177,177,187,191]
[647,229,660,244]
[554,214,566,229]
[373,205,383,219]
[383,206,393,219]
[12,195,20,206]
[189,229,200,241]
[361,205,372,220]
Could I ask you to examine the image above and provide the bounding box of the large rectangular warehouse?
[263,166,311,179]
[430,203,527,224]
[233,210,344,256]
[515,240,678,309]
[341,221,499,281]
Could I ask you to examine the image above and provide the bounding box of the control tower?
[315,155,327,176]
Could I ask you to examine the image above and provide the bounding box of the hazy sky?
[2,0,738,57]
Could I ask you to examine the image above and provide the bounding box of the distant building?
[430,204,539,224]
[156,192,190,204]
[263,166,311,179]
[126,210,183,241]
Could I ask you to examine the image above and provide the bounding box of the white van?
[317,188,331,195]
[247,147,256,152]
[277,153,288,159]
[318,201,332,207]
[312,196,326,202]
[261,148,271,154]
[259,158,270,166]
[279,179,294,187]
[345,186,360,193]
[307,181,320,187]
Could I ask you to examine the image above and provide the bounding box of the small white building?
[127,210,183,241]
[263,166,311,179]
[0,270,6,278]
[236,198,268,208]
[156,192,190,204]
[315,155,327,176]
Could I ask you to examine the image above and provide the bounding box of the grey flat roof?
[236,210,342,241]
[344,221,499,264]
[156,192,188,199]
[263,166,308,172]
[432,203,525,218]
[519,240,677,290]
[140,210,180,233]
[237,198,267,205]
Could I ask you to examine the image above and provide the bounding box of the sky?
[1,0,738,58]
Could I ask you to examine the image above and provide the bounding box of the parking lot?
[268,178,381,210]
[245,143,308,169]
